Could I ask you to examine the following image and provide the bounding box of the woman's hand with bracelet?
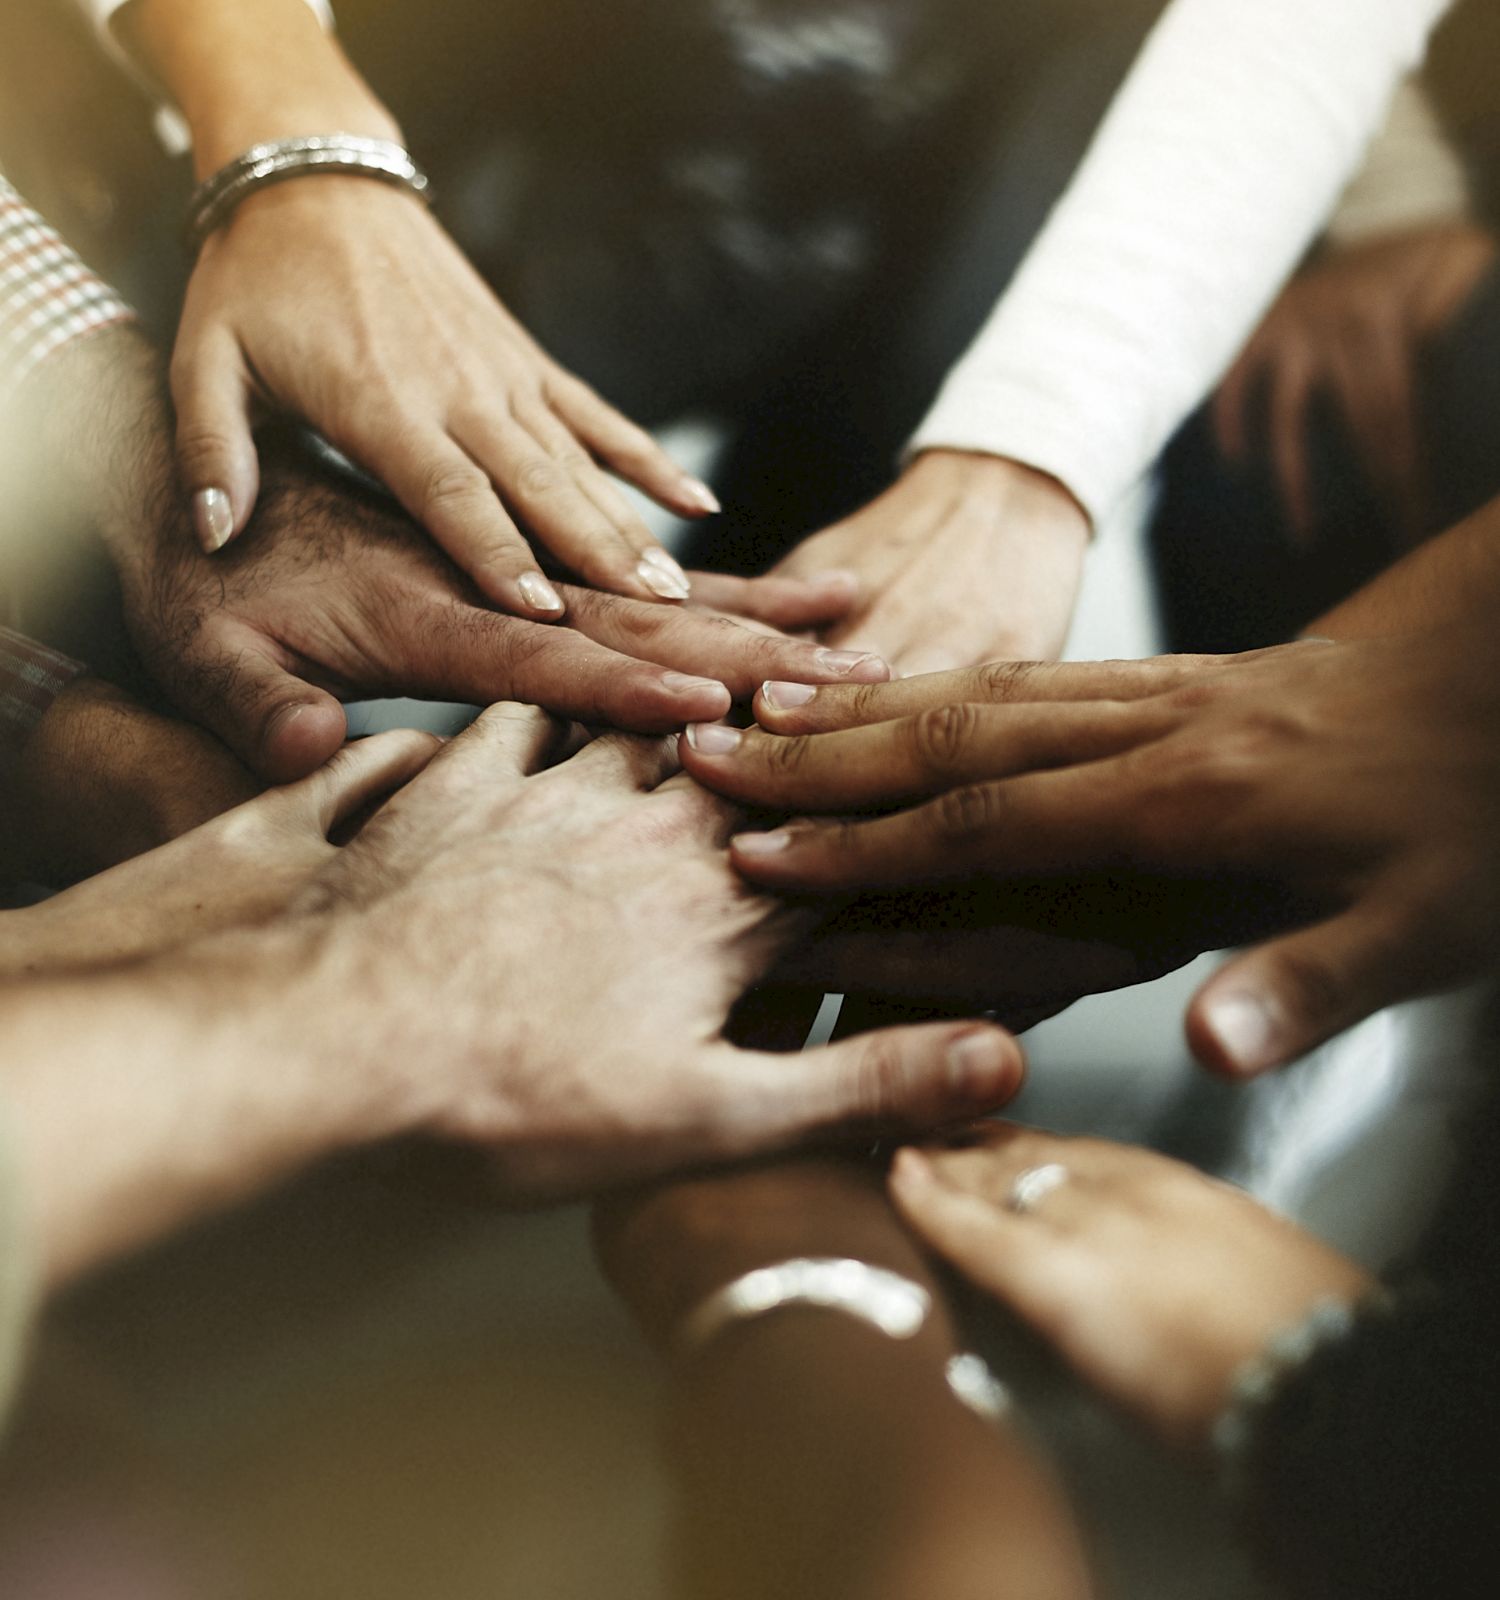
[889,1127,1373,1450]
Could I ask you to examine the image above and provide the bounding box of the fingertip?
[259,699,349,784]
[945,1025,1025,1110]
[516,571,567,618]
[1188,986,1286,1079]
[889,1147,935,1191]
[192,487,237,554]
[660,671,732,722]
[756,680,819,720]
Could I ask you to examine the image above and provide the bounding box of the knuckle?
[907,702,981,777]
[758,732,815,782]
[176,422,237,468]
[933,781,1003,843]
[421,463,490,519]
[973,660,1038,702]
[516,457,562,498]
[846,1037,910,1123]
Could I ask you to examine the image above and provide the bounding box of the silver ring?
[1008,1163,1069,1215]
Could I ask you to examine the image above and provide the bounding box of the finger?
[1212,342,1263,466]
[682,699,1164,812]
[546,370,720,519]
[171,331,261,552]
[752,655,1225,733]
[424,702,570,787]
[687,569,861,630]
[888,1148,1059,1307]
[285,728,444,835]
[704,1023,1025,1159]
[559,730,681,790]
[349,417,567,620]
[650,770,745,843]
[559,585,891,697]
[1187,895,1425,1079]
[471,403,692,603]
[1328,337,1422,536]
[1268,353,1317,540]
[158,621,349,783]
[729,762,1145,892]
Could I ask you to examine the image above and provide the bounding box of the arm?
[103,0,718,608]
[595,1160,1094,1600]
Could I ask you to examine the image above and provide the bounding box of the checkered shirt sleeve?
[0,174,137,401]
[0,625,85,761]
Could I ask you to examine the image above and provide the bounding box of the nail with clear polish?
[638,558,692,601]
[815,647,890,682]
[640,546,692,588]
[732,828,793,858]
[517,571,564,614]
[193,487,235,553]
[760,681,817,712]
[685,722,742,755]
[680,478,721,515]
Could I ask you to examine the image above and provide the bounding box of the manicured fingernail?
[638,558,692,601]
[732,828,793,858]
[517,571,564,614]
[685,722,742,755]
[946,1030,1014,1100]
[662,671,727,697]
[816,647,889,682]
[761,680,817,711]
[1202,992,1281,1075]
[681,477,721,515]
[193,487,234,553]
[641,546,691,586]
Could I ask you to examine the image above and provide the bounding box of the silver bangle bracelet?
[675,1257,1012,1425]
[184,134,431,253]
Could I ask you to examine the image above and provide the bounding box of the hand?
[889,1126,1373,1448]
[0,729,436,978]
[173,177,721,613]
[1215,224,1497,539]
[769,451,1089,673]
[295,705,1025,1198]
[116,440,887,782]
[0,676,258,886]
[688,631,1500,1076]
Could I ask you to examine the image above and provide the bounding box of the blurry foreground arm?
[596,1159,1093,1600]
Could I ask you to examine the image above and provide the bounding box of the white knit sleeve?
[906,0,1454,527]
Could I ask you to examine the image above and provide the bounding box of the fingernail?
[193,487,234,553]
[732,828,793,858]
[681,477,721,515]
[638,558,692,601]
[685,722,742,755]
[812,568,859,595]
[816,647,890,682]
[641,546,691,586]
[761,680,817,711]
[662,671,727,696]
[1202,992,1281,1075]
[517,571,564,614]
[946,1030,1014,1101]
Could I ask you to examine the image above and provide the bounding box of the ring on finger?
[1008,1162,1070,1216]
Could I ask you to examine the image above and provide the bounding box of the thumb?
[275,728,444,838]
[1188,902,1415,1078]
[163,626,349,783]
[718,1023,1025,1157]
[172,333,261,553]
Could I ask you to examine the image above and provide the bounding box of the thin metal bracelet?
[675,1257,1012,1425]
[184,134,431,253]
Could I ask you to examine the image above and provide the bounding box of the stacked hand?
[683,628,1500,1076]
[889,1126,1372,1448]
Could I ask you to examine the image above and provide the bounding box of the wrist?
[909,449,1091,545]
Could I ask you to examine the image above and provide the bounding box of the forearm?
[0,920,395,1291]
[1311,493,1500,638]
[116,0,400,178]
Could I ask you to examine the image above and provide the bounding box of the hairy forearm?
[117,0,400,177]
[0,920,398,1291]
[1312,493,1500,638]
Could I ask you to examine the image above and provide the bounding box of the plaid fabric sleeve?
[0,624,85,762]
[0,174,137,401]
